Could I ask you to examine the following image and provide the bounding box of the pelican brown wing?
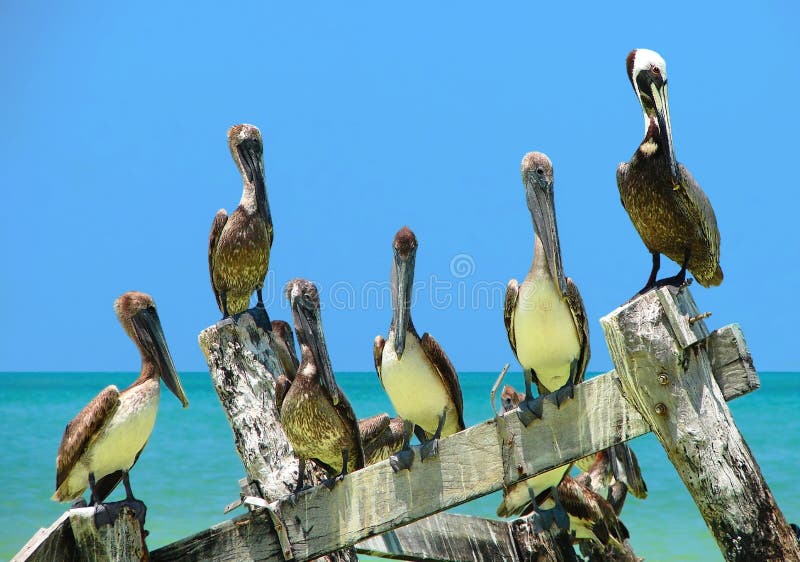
[419,333,465,431]
[676,163,723,287]
[373,335,385,381]
[332,386,366,470]
[503,279,519,358]
[564,277,590,386]
[358,413,391,443]
[54,385,121,495]
[208,209,228,311]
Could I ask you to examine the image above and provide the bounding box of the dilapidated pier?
[14,286,800,562]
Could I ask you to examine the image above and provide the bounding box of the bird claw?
[420,438,439,461]
[390,448,415,472]
[92,499,147,528]
[547,385,574,409]
[321,474,345,491]
[517,397,543,426]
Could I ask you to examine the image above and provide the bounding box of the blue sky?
[1,2,798,373]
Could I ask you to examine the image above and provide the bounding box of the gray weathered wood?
[356,512,518,561]
[69,507,148,562]
[198,309,298,501]
[198,308,358,562]
[356,512,578,562]
[11,512,77,562]
[601,286,799,562]
[510,518,577,562]
[151,322,758,562]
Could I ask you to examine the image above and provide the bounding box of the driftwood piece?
[69,507,148,562]
[510,518,578,562]
[600,286,800,562]
[11,512,77,562]
[197,309,297,500]
[198,308,357,562]
[356,511,578,562]
[356,512,518,561]
[150,320,757,562]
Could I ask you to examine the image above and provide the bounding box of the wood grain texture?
[11,512,77,562]
[601,286,798,562]
[70,507,148,562]
[510,518,577,562]
[15,310,762,562]
[356,512,518,561]
[150,323,759,562]
[198,308,357,562]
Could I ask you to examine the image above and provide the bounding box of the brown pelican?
[575,451,632,515]
[271,319,299,380]
[617,49,722,293]
[358,414,411,466]
[278,279,364,490]
[539,476,630,552]
[504,152,589,426]
[374,227,465,466]
[52,292,188,525]
[208,124,274,319]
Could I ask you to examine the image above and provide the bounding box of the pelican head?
[228,123,269,220]
[390,226,418,359]
[286,279,340,404]
[626,49,677,178]
[521,152,567,296]
[114,291,189,407]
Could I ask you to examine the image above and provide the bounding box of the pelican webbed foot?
[547,382,575,409]
[420,410,448,461]
[90,471,147,528]
[389,419,415,472]
[517,396,544,427]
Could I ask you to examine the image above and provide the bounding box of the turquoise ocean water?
[1,371,797,561]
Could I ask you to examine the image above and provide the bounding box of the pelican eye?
[651,65,661,75]
[535,167,545,176]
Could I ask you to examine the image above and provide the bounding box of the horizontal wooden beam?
[148,323,757,562]
[356,512,517,561]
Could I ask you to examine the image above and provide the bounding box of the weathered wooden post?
[600,285,800,561]
[197,308,358,562]
[69,507,149,562]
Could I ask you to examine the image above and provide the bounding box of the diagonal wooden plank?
[149,323,757,562]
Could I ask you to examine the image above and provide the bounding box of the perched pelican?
[575,451,633,515]
[496,385,572,519]
[374,227,465,465]
[271,319,299,380]
[278,279,364,490]
[208,124,274,319]
[358,414,410,466]
[539,476,630,553]
[52,292,189,524]
[617,49,722,294]
[504,152,589,425]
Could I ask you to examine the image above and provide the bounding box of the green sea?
[2,371,797,561]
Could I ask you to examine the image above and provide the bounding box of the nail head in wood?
[654,403,667,416]
[658,373,670,385]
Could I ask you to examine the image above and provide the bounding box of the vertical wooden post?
[69,507,148,562]
[510,518,577,562]
[600,286,800,562]
[198,309,358,562]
